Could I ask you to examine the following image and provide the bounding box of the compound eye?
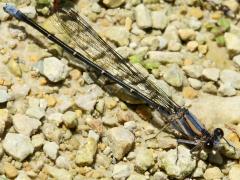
[205,140,214,149]
[214,128,224,139]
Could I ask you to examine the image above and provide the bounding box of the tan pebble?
[7,59,22,77]
[75,109,82,118]
[188,7,203,19]
[98,143,106,151]
[187,41,198,52]
[0,79,4,85]
[70,69,81,80]
[45,95,57,107]
[125,17,132,31]
[105,97,117,109]
[203,167,223,180]
[98,18,111,27]
[211,11,222,20]
[198,44,208,54]
[4,162,18,178]
[183,59,193,65]
[39,77,47,85]
[29,55,38,62]
[182,86,198,99]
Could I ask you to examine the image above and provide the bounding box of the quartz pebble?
[220,70,240,89]
[19,6,37,19]
[183,65,203,78]
[40,57,69,83]
[43,141,59,160]
[0,89,9,103]
[202,68,220,82]
[3,133,34,161]
[163,64,184,87]
[127,173,146,180]
[15,171,31,180]
[56,155,70,170]
[135,4,152,29]
[233,54,240,67]
[151,11,168,30]
[12,114,41,136]
[188,78,202,89]
[158,145,196,179]
[75,85,104,111]
[112,163,131,179]
[178,28,196,41]
[218,83,236,96]
[107,127,135,160]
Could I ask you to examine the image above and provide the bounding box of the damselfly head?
[213,128,224,139]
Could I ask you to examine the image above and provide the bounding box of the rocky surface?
[0,0,240,179]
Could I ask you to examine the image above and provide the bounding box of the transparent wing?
[53,8,181,115]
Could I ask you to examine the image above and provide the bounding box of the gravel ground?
[0,0,240,179]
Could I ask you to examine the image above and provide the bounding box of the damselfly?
[3,4,234,155]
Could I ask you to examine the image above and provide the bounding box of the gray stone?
[10,83,30,99]
[218,83,236,97]
[220,70,240,89]
[43,141,59,160]
[107,127,135,160]
[75,138,98,166]
[112,163,131,179]
[26,107,45,120]
[102,112,118,127]
[147,51,183,65]
[163,64,184,87]
[192,160,207,178]
[46,112,63,126]
[12,114,41,136]
[188,78,202,89]
[57,95,73,113]
[75,85,104,111]
[152,171,168,180]
[3,133,34,161]
[105,26,129,46]
[182,64,203,78]
[202,68,220,82]
[158,36,168,50]
[40,57,69,83]
[124,121,137,132]
[41,123,62,142]
[152,11,168,30]
[135,4,152,29]
[188,17,202,30]
[0,89,9,103]
[56,155,70,170]
[158,145,196,179]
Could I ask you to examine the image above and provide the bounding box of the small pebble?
[188,78,202,89]
[3,162,18,179]
[103,0,126,8]
[45,165,72,180]
[56,155,70,170]
[0,89,9,103]
[203,167,223,180]
[112,162,131,179]
[202,68,220,82]
[135,147,154,172]
[63,111,78,129]
[107,127,135,160]
[163,64,184,87]
[75,138,98,166]
[229,165,240,180]
[178,28,196,41]
[218,83,236,96]
[3,133,34,161]
[135,4,152,29]
[43,141,59,160]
